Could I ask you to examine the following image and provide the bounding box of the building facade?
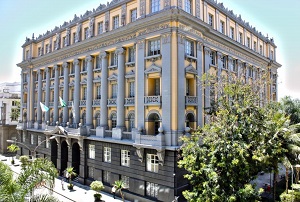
[0,82,21,153]
[16,0,281,201]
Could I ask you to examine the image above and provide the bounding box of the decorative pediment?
[46,126,68,136]
[80,78,87,85]
[108,73,118,81]
[125,70,135,79]
[144,63,161,75]
[69,80,75,86]
[59,81,64,87]
[93,75,101,83]
[185,64,197,75]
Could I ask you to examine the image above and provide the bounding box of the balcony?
[125,98,135,106]
[104,130,112,138]
[185,96,197,106]
[107,98,117,106]
[80,100,86,106]
[122,131,132,140]
[92,99,101,106]
[144,96,161,106]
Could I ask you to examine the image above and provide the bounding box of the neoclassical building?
[16,0,281,201]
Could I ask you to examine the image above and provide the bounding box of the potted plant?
[19,155,30,170]
[90,180,104,201]
[7,144,19,165]
[65,167,77,190]
[114,180,126,201]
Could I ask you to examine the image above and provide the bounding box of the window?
[247,37,250,48]
[84,27,89,39]
[129,81,135,97]
[185,0,192,14]
[220,21,225,34]
[185,39,194,56]
[230,27,234,39]
[96,113,101,127]
[73,32,76,44]
[82,87,87,100]
[259,45,263,55]
[154,79,160,96]
[38,47,41,56]
[209,51,216,65]
[128,113,135,132]
[70,88,74,101]
[253,41,257,51]
[104,147,111,163]
[221,55,227,69]
[148,39,161,56]
[98,22,103,34]
[111,113,117,129]
[186,79,190,96]
[146,154,159,172]
[88,167,94,179]
[113,15,119,29]
[89,144,95,159]
[95,55,101,69]
[96,85,101,99]
[128,47,135,62]
[146,182,159,198]
[121,176,130,189]
[110,51,118,66]
[22,134,26,143]
[51,91,54,102]
[121,150,130,167]
[151,0,160,13]
[232,59,238,72]
[31,134,34,145]
[103,170,111,183]
[270,50,274,60]
[112,83,117,98]
[248,67,253,78]
[131,9,137,22]
[239,32,243,44]
[82,60,86,71]
[45,44,49,53]
[208,14,213,27]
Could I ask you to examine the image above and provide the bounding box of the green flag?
[59,96,67,107]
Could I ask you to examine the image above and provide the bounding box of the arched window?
[111,112,117,129]
[148,113,160,135]
[128,113,135,132]
[95,112,101,127]
[82,111,86,125]
[186,113,195,128]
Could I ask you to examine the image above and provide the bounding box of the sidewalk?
[0,154,129,202]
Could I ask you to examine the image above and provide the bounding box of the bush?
[280,190,300,202]
[90,181,104,192]
[19,155,30,169]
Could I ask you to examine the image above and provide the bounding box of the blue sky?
[0,0,299,99]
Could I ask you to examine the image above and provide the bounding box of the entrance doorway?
[72,142,80,176]
[61,141,68,175]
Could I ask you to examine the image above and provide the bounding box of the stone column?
[53,65,59,125]
[97,52,108,137]
[45,67,50,123]
[86,55,94,131]
[63,62,69,126]
[203,46,211,124]
[37,69,43,124]
[74,59,80,127]
[161,33,172,146]
[20,70,24,122]
[28,69,35,128]
[196,42,204,127]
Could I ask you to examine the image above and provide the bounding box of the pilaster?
[86,55,94,130]
[116,48,125,128]
[74,59,81,126]
[53,65,59,125]
[196,42,204,127]
[136,39,145,131]
[29,69,35,127]
[63,62,69,125]
[37,69,43,124]
[45,67,50,122]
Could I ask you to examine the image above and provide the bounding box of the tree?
[65,166,77,190]
[114,180,126,201]
[0,158,59,202]
[10,100,20,122]
[90,180,104,201]
[280,96,300,125]
[7,144,19,164]
[178,79,267,202]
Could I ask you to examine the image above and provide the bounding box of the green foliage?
[90,180,104,192]
[114,180,126,201]
[10,100,20,122]
[7,144,19,153]
[280,96,300,125]
[19,155,30,170]
[280,190,300,202]
[65,166,77,185]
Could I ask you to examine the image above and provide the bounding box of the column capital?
[162,33,171,44]
[177,33,185,44]
[227,56,233,64]
[73,59,80,66]
[116,48,125,55]
[37,69,43,75]
[62,62,68,69]
[217,51,223,58]
[100,52,108,59]
[85,55,93,62]
[197,41,204,50]
[53,64,59,71]
[137,39,145,50]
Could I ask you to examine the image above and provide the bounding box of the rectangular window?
[103,170,111,183]
[259,45,263,55]
[96,85,101,99]
[31,134,34,145]
[83,87,87,100]
[82,60,86,71]
[220,21,225,33]
[230,27,234,39]
[239,32,243,44]
[185,39,194,56]
[247,37,250,48]
[110,51,118,66]
[112,83,117,98]
[186,79,190,96]
[121,150,130,167]
[146,182,159,198]
[185,0,192,14]
[113,15,119,29]
[129,82,135,97]
[88,167,94,179]
[89,144,95,159]
[270,50,274,60]
[45,44,49,53]
[148,39,161,56]
[38,136,42,145]
[38,47,41,56]
[73,32,76,44]
[151,0,160,13]
[232,59,238,72]
[128,47,135,62]
[248,67,253,78]
[221,55,227,69]
[121,175,130,189]
[146,154,159,173]
[104,147,111,163]
[51,91,54,102]
[84,27,89,39]
[208,14,213,27]
[253,41,257,51]
[154,79,160,96]
[210,51,216,65]
[70,88,74,101]
[98,22,103,34]
[131,9,137,22]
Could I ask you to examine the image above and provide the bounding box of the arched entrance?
[72,142,80,176]
[148,112,161,135]
[61,141,68,175]
[50,139,57,168]
[186,113,195,129]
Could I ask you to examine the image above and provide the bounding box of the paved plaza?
[0,154,130,202]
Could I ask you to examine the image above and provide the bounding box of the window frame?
[185,39,194,57]
[148,39,161,56]
[104,147,111,163]
[146,154,159,173]
[113,15,119,29]
[131,9,137,22]
[151,0,160,13]
[121,150,130,167]
[89,144,95,159]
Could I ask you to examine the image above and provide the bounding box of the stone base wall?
[0,125,18,154]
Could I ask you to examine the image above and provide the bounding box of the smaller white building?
[0,82,21,125]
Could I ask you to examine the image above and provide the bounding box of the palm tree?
[0,158,59,201]
[7,144,19,164]
[113,180,126,201]
[65,166,77,189]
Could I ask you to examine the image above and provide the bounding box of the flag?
[71,101,76,119]
[39,102,49,112]
[59,96,67,107]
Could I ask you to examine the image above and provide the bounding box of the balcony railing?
[122,132,132,140]
[93,99,101,106]
[107,98,117,106]
[185,96,197,106]
[80,100,86,106]
[125,98,135,106]
[105,130,112,138]
[144,96,161,105]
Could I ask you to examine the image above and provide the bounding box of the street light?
[7,136,56,159]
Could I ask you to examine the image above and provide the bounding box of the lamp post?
[7,136,56,159]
